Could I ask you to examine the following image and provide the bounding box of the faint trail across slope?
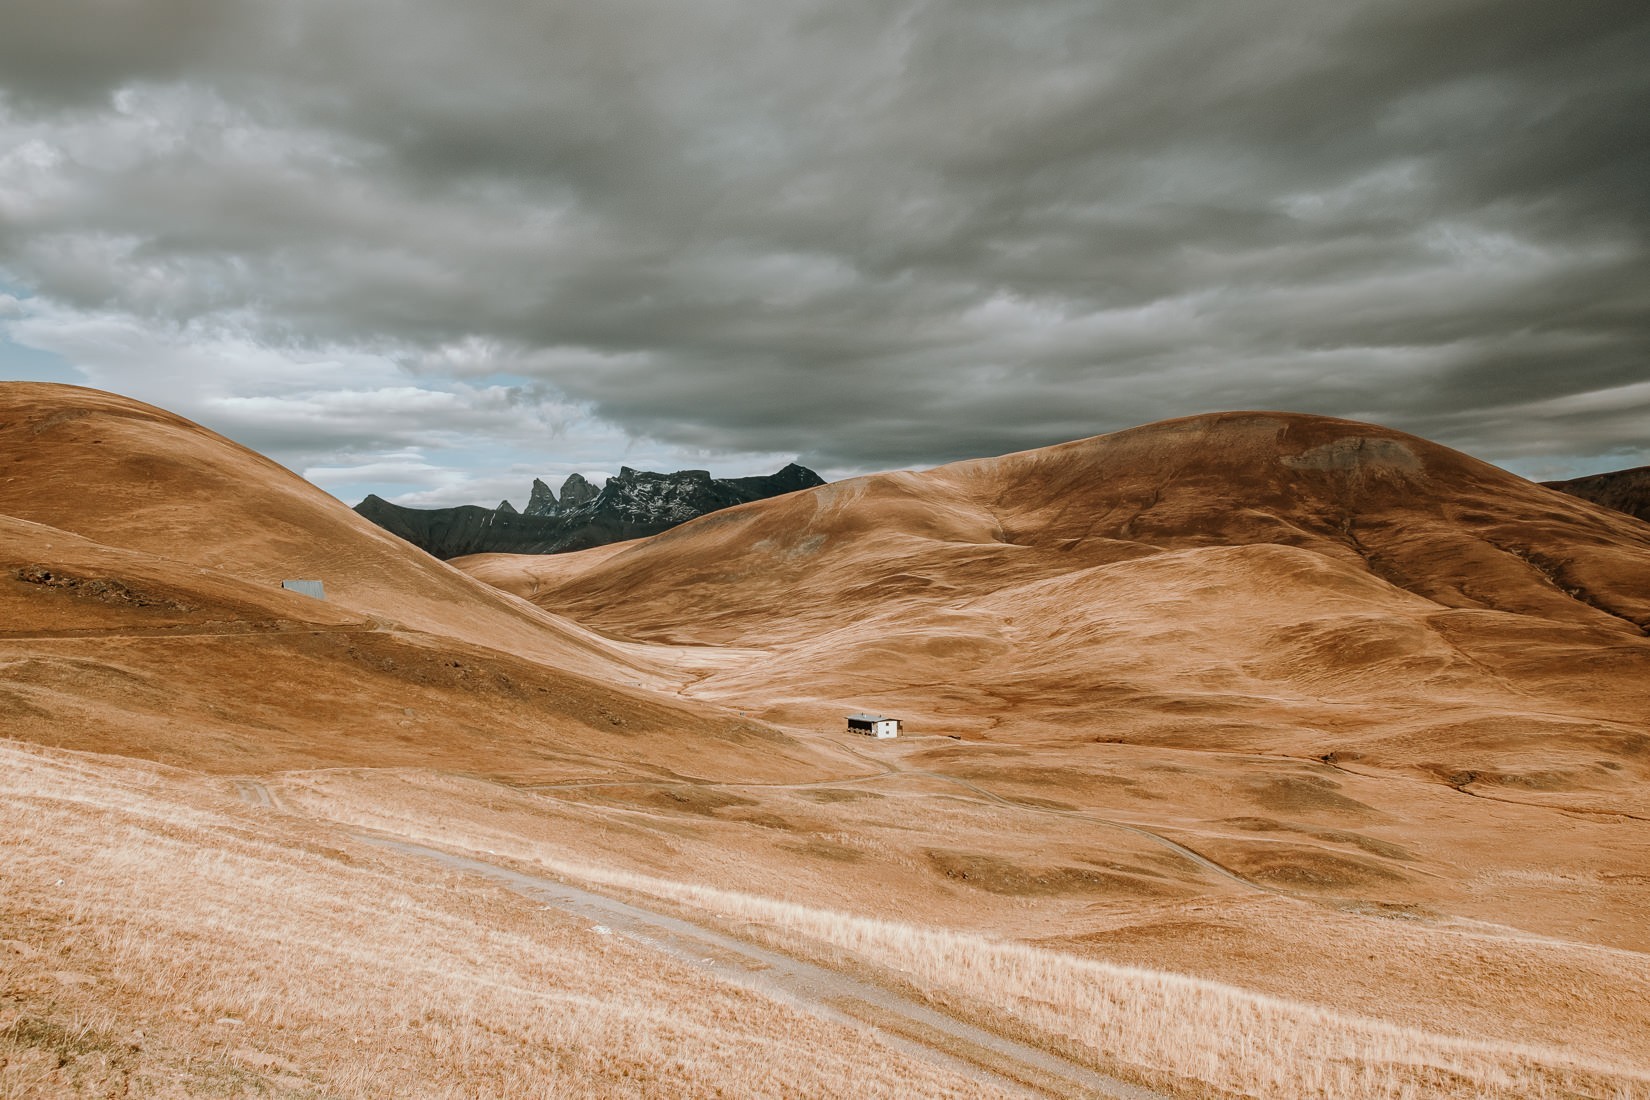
[361,836,1167,1100]
[233,779,1167,1099]
[890,758,1295,899]
[1318,754,1650,824]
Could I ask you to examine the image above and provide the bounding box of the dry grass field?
[0,739,1006,1099]
[5,385,1650,1097]
[269,762,1650,1099]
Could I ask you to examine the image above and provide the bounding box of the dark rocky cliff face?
[558,472,599,509]
[524,478,558,516]
[355,463,825,560]
[1544,465,1650,526]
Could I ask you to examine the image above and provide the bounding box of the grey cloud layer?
[1,0,1646,477]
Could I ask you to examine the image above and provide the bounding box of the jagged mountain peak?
[354,462,825,559]
[525,478,558,516]
[559,473,598,509]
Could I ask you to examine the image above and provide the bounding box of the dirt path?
[234,780,1168,1099]
[1320,755,1650,823]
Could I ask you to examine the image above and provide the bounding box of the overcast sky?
[2,0,1646,506]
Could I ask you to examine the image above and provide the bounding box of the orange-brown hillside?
[7,389,1649,1097]
[463,412,1650,809]
[1547,462,1650,526]
[0,383,828,781]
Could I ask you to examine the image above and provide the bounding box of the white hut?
[846,714,901,739]
[280,579,327,600]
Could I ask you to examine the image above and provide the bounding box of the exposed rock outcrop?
[559,473,599,509]
[524,478,558,516]
[355,463,826,560]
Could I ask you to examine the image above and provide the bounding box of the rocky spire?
[559,472,598,508]
[524,477,558,516]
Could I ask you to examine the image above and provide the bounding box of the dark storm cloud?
[0,0,234,106]
[1,0,1646,490]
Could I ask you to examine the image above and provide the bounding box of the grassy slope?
[0,383,837,783]
[6,389,1649,1098]
[269,764,1650,1100]
[0,739,1002,1100]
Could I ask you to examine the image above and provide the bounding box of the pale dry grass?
[286,777,1650,1100]
[0,740,1003,1099]
[660,888,1650,1100]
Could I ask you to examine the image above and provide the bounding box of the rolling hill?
[454,413,1650,1028]
[1546,463,1650,526]
[462,411,1650,805]
[7,388,1649,1097]
[0,382,828,781]
[456,412,1650,1090]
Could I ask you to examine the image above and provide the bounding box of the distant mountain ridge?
[1545,464,1650,526]
[356,462,824,560]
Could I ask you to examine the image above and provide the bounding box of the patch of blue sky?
[0,281,80,384]
[0,334,79,384]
